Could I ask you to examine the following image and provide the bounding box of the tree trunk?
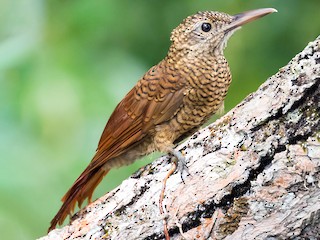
[40,36,320,240]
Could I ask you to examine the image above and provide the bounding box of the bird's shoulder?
[95,60,187,159]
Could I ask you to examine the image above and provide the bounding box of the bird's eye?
[201,22,212,32]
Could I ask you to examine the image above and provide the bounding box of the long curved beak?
[226,8,277,32]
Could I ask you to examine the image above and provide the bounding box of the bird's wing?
[93,60,186,167]
[48,60,187,231]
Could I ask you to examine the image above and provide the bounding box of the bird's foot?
[169,149,189,183]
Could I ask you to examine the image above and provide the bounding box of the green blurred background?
[1,0,319,239]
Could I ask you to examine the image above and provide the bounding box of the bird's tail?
[48,165,109,232]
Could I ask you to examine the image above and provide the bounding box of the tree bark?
[40,36,320,240]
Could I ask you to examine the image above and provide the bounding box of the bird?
[48,8,277,232]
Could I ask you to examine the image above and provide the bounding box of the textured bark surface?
[40,36,320,240]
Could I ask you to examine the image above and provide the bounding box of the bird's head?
[170,8,277,57]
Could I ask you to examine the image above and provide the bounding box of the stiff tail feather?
[48,166,109,232]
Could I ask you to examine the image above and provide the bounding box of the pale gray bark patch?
[40,36,320,240]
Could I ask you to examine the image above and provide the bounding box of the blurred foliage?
[0,0,319,239]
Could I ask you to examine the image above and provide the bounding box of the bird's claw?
[170,149,189,183]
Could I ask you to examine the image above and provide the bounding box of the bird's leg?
[168,148,190,182]
[154,126,190,180]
